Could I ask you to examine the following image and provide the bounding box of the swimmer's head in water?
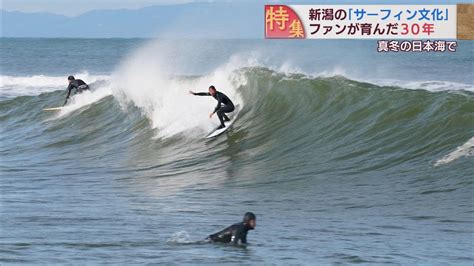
[243,212,256,229]
[209,85,217,96]
[68,75,75,83]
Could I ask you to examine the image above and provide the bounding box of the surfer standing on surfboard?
[64,76,90,106]
[189,85,235,130]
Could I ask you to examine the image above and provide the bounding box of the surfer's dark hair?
[68,75,75,81]
[209,85,216,91]
[243,212,256,223]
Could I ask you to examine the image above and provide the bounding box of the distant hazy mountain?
[1,2,263,38]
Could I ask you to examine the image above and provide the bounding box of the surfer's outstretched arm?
[189,91,211,96]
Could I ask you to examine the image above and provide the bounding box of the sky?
[0,0,466,17]
[2,0,466,16]
[2,0,196,16]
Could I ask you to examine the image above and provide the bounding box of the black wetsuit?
[65,79,89,105]
[193,91,235,126]
[207,222,253,244]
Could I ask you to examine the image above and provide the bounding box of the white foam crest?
[0,72,110,97]
[372,79,474,92]
[310,66,474,92]
[434,137,474,166]
[313,66,349,78]
[111,41,250,139]
[272,63,473,92]
[54,85,113,118]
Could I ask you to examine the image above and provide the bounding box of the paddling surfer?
[206,212,256,245]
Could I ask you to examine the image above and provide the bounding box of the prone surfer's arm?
[240,232,247,244]
[231,228,244,244]
[208,226,232,242]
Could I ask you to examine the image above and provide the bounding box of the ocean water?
[1,38,473,264]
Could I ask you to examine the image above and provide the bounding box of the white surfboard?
[206,105,240,139]
[43,107,63,111]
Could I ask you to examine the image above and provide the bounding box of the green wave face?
[236,68,473,174]
[1,68,473,185]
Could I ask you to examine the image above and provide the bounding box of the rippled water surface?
[1,38,473,264]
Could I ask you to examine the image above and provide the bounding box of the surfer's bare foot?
[217,125,225,130]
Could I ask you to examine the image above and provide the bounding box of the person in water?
[206,212,256,245]
[189,85,235,130]
[64,75,90,106]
